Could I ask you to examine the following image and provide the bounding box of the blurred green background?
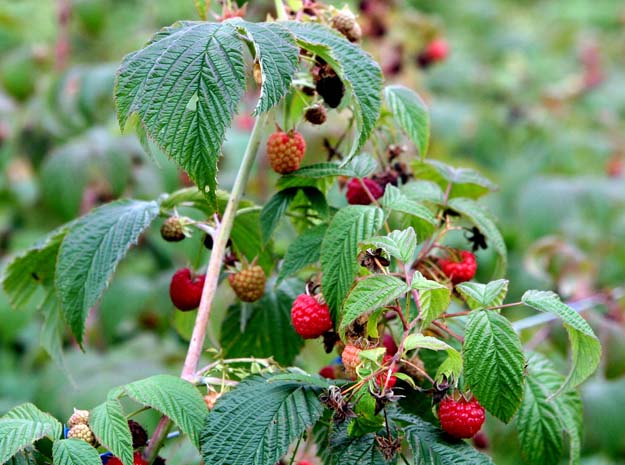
[0,0,624,463]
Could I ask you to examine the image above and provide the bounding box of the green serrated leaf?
[3,403,62,440]
[52,439,101,465]
[2,226,68,309]
[55,199,160,345]
[412,160,497,199]
[521,290,601,395]
[281,162,355,180]
[456,280,509,310]
[201,375,324,465]
[121,375,206,447]
[278,224,326,282]
[236,21,298,115]
[364,228,417,264]
[381,185,437,225]
[402,334,462,383]
[115,21,246,206]
[517,353,583,465]
[89,400,133,465]
[401,180,445,204]
[384,85,430,158]
[260,188,298,243]
[0,419,56,464]
[346,154,378,179]
[220,278,305,366]
[340,275,409,336]
[283,22,382,161]
[398,413,493,465]
[321,206,384,319]
[40,293,69,374]
[448,197,507,278]
[232,207,273,273]
[463,311,525,422]
[411,271,451,330]
[329,428,387,465]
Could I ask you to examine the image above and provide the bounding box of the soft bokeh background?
[0,0,624,463]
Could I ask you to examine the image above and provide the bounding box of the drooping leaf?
[516,353,583,465]
[403,334,463,382]
[447,198,507,277]
[89,400,133,465]
[412,160,497,199]
[0,419,56,464]
[277,224,326,282]
[115,21,246,206]
[463,311,525,422]
[384,85,430,158]
[260,188,299,243]
[237,21,299,114]
[55,199,160,345]
[2,226,68,309]
[118,375,206,447]
[40,294,69,373]
[398,413,493,465]
[411,271,451,330]
[364,227,417,265]
[456,280,509,310]
[346,154,379,179]
[340,275,409,336]
[220,278,305,366]
[52,439,101,465]
[283,22,382,160]
[231,207,274,273]
[401,181,445,204]
[320,206,384,319]
[381,185,437,225]
[3,403,62,440]
[521,290,601,395]
[200,375,324,465]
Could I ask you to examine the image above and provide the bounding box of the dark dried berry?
[160,217,186,242]
[316,76,345,108]
[128,420,148,449]
[304,105,327,125]
[203,234,214,250]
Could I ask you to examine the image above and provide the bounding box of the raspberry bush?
[0,1,602,465]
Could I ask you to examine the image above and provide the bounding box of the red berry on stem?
[319,365,336,379]
[346,178,384,205]
[382,333,398,356]
[438,396,485,439]
[169,268,205,311]
[291,294,333,339]
[376,355,398,388]
[438,250,477,284]
[266,130,306,174]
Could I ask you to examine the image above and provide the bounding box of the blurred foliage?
[0,0,624,463]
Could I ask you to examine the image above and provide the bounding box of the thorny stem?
[145,115,267,464]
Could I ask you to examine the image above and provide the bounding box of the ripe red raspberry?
[425,38,449,62]
[319,365,337,379]
[169,268,205,311]
[438,395,485,439]
[228,265,266,302]
[346,178,384,205]
[342,344,362,379]
[438,250,477,284]
[376,355,398,389]
[266,130,306,174]
[291,294,333,339]
[298,461,314,465]
[382,333,398,356]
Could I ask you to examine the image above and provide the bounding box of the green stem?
[274,0,288,21]
[181,114,266,380]
[144,114,267,464]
